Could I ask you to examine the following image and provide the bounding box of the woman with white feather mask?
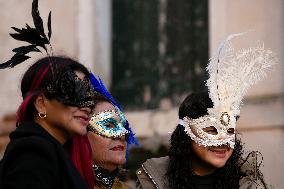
[136,33,276,189]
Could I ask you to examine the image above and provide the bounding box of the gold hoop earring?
[38,111,47,119]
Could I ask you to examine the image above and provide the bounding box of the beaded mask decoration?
[89,73,138,145]
[179,33,276,148]
[88,108,129,139]
[45,68,95,108]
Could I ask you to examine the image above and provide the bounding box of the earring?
[38,111,47,119]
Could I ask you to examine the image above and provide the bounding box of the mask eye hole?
[236,115,240,121]
[104,122,116,129]
[203,126,218,135]
[227,128,235,135]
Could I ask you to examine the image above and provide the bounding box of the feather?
[47,11,52,40]
[10,25,47,43]
[0,0,52,69]
[32,0,46,38]
[0,54,30,69]
[90,73,120,109]
[206,33,276,114]
[12,45,41,54]
[10,25,48,51]
[206,33,244,107]
[11,27,22,33]
[125,120,139,145]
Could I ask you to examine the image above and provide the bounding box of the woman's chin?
[209,157,228,168]
[118,158,126,165]
[113,156,126,166]
[73,127,87,136]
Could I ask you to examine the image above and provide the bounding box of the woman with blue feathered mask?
[67,74,138,189]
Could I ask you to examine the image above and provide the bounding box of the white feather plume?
[206,33,276,115]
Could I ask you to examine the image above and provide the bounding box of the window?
[112,0,208,110]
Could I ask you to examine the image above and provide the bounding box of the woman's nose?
[218,131,227,140]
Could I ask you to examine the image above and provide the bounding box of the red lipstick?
[110,145,125,151]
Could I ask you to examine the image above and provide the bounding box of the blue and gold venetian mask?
[88,108,129,138]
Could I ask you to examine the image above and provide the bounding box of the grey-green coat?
[136,156,273,189]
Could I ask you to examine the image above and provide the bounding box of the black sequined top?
[93,164,119,189]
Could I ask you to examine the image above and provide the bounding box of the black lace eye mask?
[45,69,95,108]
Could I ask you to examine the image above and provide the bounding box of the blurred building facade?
[0,0,283,188]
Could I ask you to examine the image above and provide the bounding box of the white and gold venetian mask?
[179,33,276,148]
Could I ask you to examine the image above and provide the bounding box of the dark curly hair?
[166,92,268,189]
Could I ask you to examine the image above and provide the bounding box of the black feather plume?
[0,0,52,69]
[0,54,30,69]
[10,25,49,49]
[32,0,46,39]
[12,45,41,54]
[48,11,52,40]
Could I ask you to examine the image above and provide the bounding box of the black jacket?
[0,121,88,189]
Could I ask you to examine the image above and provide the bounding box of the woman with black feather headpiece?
[0,1,96,189]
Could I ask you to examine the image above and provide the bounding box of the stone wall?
[209,0,284,187]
